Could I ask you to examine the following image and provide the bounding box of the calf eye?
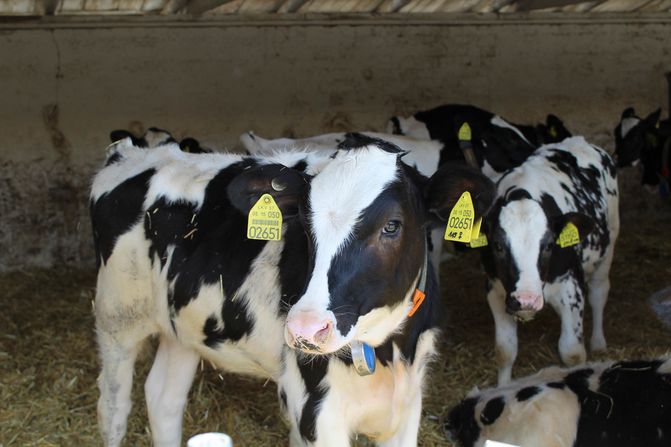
[494,242,503,252]
[382,220,401,236]
[543,242,553,252]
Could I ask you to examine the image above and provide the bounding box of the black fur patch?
[547,381,566,389]
[445,397,481,447]
[573,360,671,447]
[298,355,329,442]
[337,132,405,155]
[480,396,505,425]
[90,169,155,268]
[516,386,541,401]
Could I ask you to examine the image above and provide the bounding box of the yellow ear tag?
[549,126,558,138]
[557,222,580,248]
[444,192,475,243]
[469,233,488,248]
[458,122,472,142]
[247,194,282,241]
[471,217,482,240]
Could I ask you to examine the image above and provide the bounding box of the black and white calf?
[481,136,619,384]
[614,107,671,194]
[445,357,671,447]
[91,134,495,446]
[110,127,212,153]
[388,104,572,179]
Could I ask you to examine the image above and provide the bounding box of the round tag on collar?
[350,340,376,376]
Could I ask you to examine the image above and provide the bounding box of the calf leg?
[548,278,586,366]
[97,330,143,447]
[145,337,200,447]
[587,251,613,352]
[487,281,518,385]
[378,392,422,447]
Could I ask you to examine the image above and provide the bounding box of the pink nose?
[512,291,544,312]
[285,311,333,352]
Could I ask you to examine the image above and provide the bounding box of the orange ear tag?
[408,289,426,317]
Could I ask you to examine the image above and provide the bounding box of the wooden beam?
[515,0,594,10]
[276,0,307,12]
[183,0,236,13]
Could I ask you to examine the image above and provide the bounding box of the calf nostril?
[313,322,331,345]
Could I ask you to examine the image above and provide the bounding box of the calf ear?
[110,130,133,143]
[644,108,662,128]
[424,163,496,224]
[227,164,309,218]
[553,212,594,242]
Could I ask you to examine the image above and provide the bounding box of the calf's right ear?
[424,163,496,224]
[227,164,310,218]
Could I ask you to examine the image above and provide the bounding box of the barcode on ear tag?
[557,222,580,248]
[458,122,472,142]
[247,194,282,241]
[469,233,488,248]
[444,192,475,243]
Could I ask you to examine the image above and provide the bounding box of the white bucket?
[187,432,233,447]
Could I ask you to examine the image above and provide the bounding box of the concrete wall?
[1,18,670,270]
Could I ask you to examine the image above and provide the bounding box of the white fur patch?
[620,117,640,138]
[490,116,531,145]
[499,199,547,296]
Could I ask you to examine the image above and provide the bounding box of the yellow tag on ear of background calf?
[469,233,488,248]
[471,217,482,240]
[444,192,475,243]
[557,222,580,248]
[458,123,472,142]
[247,194,282,241]
[549,126,558,138]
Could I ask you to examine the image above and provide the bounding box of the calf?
[445,357,671,447]
[91,134,495,446]
[389,104,572,178]
[481,136,619,384]
[613,107,671,195]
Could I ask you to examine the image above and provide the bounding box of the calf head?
[538,114,572,143]
[387,114,431,140]
[285,133,495,354]
[614,108,662,183]
[483,191,594,320]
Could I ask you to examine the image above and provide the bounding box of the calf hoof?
[590,336,607,353]
[562,351,587,366]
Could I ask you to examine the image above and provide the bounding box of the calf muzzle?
[507,291,544,321]
[285,311,334,353]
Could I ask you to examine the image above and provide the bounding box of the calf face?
[614,108,661,170]
[284,133,495,354]
[483,192,594,318]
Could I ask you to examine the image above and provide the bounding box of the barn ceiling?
[1,0,670,17]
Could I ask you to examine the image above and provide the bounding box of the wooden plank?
[276,0,306,12]
[0,0,37,13]
[439,0,482,12]
[237,0,283,12]
[515,0,590,11]
[184,0,236,13]
[590,0,652,12]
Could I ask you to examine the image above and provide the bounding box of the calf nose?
[285,311,333,352]
[510,291,544,313]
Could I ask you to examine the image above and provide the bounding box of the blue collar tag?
[350,340,376,376]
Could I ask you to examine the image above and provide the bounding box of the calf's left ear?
[227,164,310,218]
[424,163,496,224]
[553,212,595,241]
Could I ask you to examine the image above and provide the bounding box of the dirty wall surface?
[1,21,669,269]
